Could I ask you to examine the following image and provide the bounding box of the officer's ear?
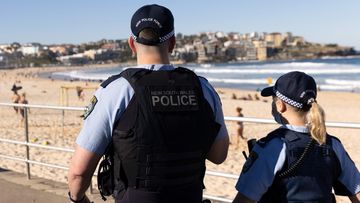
[128,37,137,54]
[276,99,287,113]
[168,36,176,53]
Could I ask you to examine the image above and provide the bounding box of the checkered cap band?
[131,30,174,44]
[159,30,174,43]
[276,90,303,109]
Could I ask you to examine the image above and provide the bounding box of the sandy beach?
[0,66,359,202]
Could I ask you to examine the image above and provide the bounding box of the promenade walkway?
[0,168,103,203]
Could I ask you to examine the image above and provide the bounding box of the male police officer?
[68,4,229,203]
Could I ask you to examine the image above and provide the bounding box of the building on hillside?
[244,41,257,60]
[253,40,267,61]
[49,45,71,55]
[58,54,88,65]
[265,32,283,48]
[205,40,221,58]
[290,36,306,46]
[20,43,43,56]
[228,32,241,41]
[82,49,120,62]
[0,44,10,52]
[230,42,247,61]
[194,39,209,62]
[101,43,120,50]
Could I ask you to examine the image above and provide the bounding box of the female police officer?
[233,71,360,203]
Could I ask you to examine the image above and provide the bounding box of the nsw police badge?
[83,96,98,120]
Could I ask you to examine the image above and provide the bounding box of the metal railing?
[1,102,360,202]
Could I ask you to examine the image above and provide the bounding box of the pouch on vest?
[97,149,114,200]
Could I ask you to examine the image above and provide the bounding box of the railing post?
[24,107,31,179]
[62,109,65,136]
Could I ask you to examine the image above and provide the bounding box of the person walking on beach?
[19,92,29,124]
[234,107,245,148]
[233,71,360,203]
[76,86,85,101]
[68,4,229,203]
[11,84,21,114]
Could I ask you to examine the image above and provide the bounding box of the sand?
[0,66,359,202]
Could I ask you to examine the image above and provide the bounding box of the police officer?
[233,71,360,203]
[68,4,229,203]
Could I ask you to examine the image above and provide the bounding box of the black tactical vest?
[104,67,220,203]
[258,128,341,203]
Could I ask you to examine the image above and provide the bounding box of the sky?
[1,0,359,50]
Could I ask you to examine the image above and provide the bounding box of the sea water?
[51,57,360,93]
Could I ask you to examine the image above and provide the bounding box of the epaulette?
[100,73,122,88]
[100,68,151,88]
[198,75,209,82]
[257,128,288,148]
[327,134,341,144]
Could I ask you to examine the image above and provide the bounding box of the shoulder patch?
[241,151,258,174]
[83,96,98,120]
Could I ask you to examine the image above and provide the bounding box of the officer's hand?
[69,194,92,203]
[82,195,92,203]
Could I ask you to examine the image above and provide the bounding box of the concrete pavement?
[0,168,105,203]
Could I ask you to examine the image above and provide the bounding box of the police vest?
[102,67,220,203]
[258,128,341,203]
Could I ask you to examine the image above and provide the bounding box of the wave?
[206,78,270,85]
[205,77,360,92]
[319,85,360,91]
[52,71,109,81]
[321,55,360,60]
[277,62,327,68]
[325,79,360,87]
[194,67,360,75]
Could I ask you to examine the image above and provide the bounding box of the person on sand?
[234,107,245,148]
[76,86,85,101]
[254,93,260,101]
[68,4,229,203]
[19,92,29,124]
[11,84,21,114]
[233,71,360,203]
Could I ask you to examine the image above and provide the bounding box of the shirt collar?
[136,64,175,71]
[282,124,309,133]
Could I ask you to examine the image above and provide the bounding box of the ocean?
[51,57,360,93]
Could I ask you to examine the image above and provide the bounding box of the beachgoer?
[233,71,360,203]
[247,94,253,100]
[232,93,238,100]
[254,93,260,101]
[11,84,21,114]
[68,4,229,203]
[234,107,245,148]
[76,86,85,101]
[19,92,29,123]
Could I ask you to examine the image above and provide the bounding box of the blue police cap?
[130,4,174,46]
[261,71,317,109]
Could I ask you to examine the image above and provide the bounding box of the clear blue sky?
[1,0,359,50]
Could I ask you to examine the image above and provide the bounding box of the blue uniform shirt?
[76,64,228,155]
[235,125,360,201]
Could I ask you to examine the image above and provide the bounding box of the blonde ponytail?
[306,102,327,145]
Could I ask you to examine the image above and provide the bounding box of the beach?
[0,66,359,202]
